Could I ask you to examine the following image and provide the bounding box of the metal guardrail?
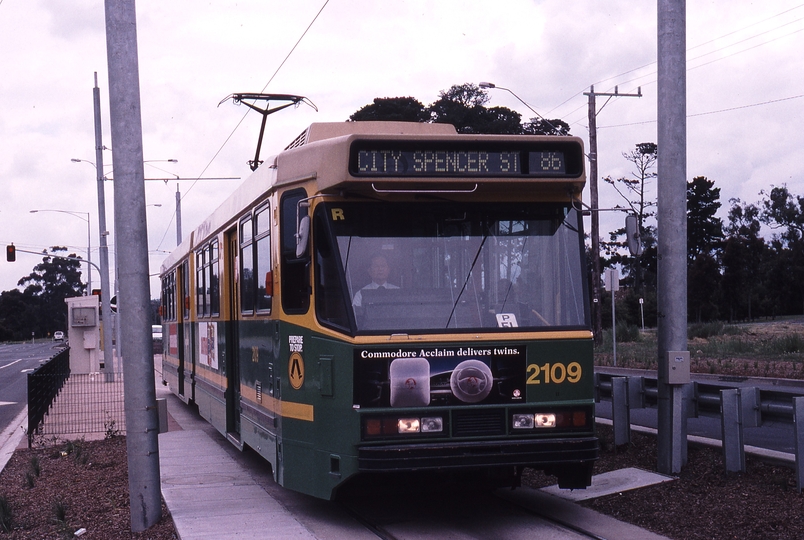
[595,367,804,491]
[27,347,71,447]
[595,369,804,424]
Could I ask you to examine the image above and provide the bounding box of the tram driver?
[352,254,399,307]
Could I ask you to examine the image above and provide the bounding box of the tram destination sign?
[350,140,583,178]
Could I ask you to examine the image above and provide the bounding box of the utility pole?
[657,0,689,475]
[104,0,161,531]
[92,73,114,376]
[143,178,239,247]
[584,85,641,344]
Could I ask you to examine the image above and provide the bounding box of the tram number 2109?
[526,362,582,385]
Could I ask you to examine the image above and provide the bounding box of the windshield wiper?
[445,232,488,328]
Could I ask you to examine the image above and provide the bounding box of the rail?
[27,347,71,447]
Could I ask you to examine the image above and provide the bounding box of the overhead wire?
[600,93,804,130]
[155,0,331,251]
[546,4,804,130]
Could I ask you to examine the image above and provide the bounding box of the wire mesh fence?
[28,367,126,446]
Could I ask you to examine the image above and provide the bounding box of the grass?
[596,318,804,375]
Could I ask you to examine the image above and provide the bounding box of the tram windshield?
[313,202,589,334]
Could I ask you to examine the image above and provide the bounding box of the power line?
[551,5,804,128]
[599,93,804,129]
[155,0,331,251]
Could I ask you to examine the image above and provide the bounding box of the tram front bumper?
[357,436,599,472]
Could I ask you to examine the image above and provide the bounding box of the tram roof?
[160,121,585,274]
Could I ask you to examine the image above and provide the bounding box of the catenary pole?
[176,183,182,245]
[92,73,114,375]
[103,0,161,531]
[657,0,689,475]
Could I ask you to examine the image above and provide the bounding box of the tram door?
[225,229,242,441]
[176,262,186,399]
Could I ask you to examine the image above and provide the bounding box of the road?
[0,341,63,434]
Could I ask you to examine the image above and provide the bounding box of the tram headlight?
[363,415,445,438]
[420,417,443,433]
[534,413,557,428]
[512,413,557,429]
[398,418,421,433]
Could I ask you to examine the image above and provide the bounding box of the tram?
[160,121,598,500]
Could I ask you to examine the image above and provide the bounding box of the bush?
[768,334,804,354]
[616,321,641,343]
[688,321,724,339]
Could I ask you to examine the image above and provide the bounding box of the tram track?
[336,483,614,540]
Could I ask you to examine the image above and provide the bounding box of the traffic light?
[6,244,15,262]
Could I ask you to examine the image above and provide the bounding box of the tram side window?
[195,240,220,318]
[313,210,350,332]
[280,189,310,314]
[161,272,176,322]
[208,240,220,316]
[182,260,190,319]
[169,271,176,321]
[255,204,272,312]
[196,250,206,317]
[240,215,255,314]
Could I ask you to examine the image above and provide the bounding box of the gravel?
[524,424,804,540]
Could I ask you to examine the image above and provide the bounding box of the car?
[53,331,65,341]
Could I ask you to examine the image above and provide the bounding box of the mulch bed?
[0,436,176,539]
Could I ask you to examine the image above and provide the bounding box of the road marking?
[0,402,17,406]
[0,359,23,370]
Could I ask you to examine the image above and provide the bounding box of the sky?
[1,0,802,299]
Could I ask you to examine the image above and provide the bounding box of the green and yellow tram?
[160,121,598,500]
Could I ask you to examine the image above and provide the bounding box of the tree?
[687,176,723,263]
[721,200,766,321]
[349,97,430,123]
[688,253,721,322]
[759,185,804,244]
[522,117,571,136]
[686,176,724,322]
[15,246,85,336]
[429,83,523,134]
[348,83,570,136]
[602,142,658,292]
[0,289,40,341]
[758,185,804,314]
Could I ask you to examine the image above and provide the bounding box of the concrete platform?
[159,430,316,539]
[541,467,676,501]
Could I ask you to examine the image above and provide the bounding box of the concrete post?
[656,0,689,475]
[103,0,161,531]
[92,73,115,378]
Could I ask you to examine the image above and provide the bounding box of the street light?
[71,155,113,373]
[29,209,92,295]
[478,82,561,135]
